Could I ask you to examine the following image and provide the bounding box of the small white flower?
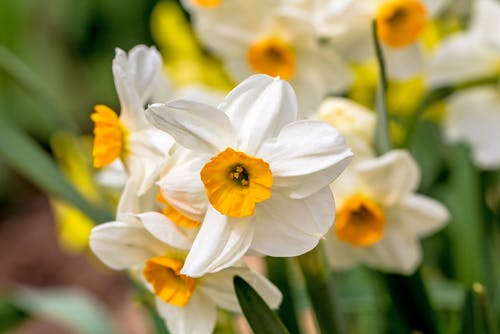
[428,0,500,169]
[91,45,175,215]
[428,0,500,87]
[89,213,282,334]
[183,0,353,116]
[146,74,353,277]
[323,150,449,275]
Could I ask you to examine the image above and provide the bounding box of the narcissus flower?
[182,0,353,115]
[91,45,175,214]
[89,214,281,334]
[428,0,500,169]
[146,74,353,277]
[323,150,449,274]
[315,0,447,79]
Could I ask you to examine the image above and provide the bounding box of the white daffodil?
[316,97,376,157]
[91,45,175,215]
[146,74,353,277]
[428,0,500,87]
[182,0,353,116]
[89,213,281,334]
[427,0,500,169]
[323,150,449,275]
[443,87,500,169]
[316,0,449,79]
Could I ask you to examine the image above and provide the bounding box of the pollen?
[247,37,295,80]
[157,192,201,229]
[143,256,196,307]
[191,0,221,8]
[90,105,125,168]
[335,195,386,246]
[376,0,427,48]
[200,147,272,217]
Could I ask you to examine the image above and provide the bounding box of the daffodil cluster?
[83,0,500,332]
[89,45,353,333]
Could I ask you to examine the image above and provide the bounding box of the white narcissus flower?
[89,213,281,334]
[443,87,500,169]
[315,0,449,79]
[91,45,175,215]
[427,0,500,169]
[323,150,450,275]
[182,0,353,116]
[146,74,353,277]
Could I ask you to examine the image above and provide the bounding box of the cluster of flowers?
[88,0,500,332]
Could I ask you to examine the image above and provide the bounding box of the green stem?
[297,245,347,334]
[265,257,301,334]
[372,20,392,155]
[382,269,441,334]
[402,75,499,147]
[460,283,498,334]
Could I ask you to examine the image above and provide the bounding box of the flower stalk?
[297,245,347,334]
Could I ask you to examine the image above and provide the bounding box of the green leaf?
[460,283,498,334]
[0,112,113,223]
[0,293,29,332]
[11,287,116,334]
[265,257,301,334]
[233,275,289,334]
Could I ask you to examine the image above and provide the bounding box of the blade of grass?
[0,112,112,223]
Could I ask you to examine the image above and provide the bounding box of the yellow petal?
[376,0,428,48]
[335,195,386,246]
[143,257,196,307]
[201,148,272,217]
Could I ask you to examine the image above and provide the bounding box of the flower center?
[143,256,196,307]
[335,195,386,246]
[191,0,222,7]
[90,105,126,168]
[247,37,295,80]
[376,0,427,48]
[200,147,272,217]
[157,192,201,229]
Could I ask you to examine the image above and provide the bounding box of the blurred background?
[0,0,163,332]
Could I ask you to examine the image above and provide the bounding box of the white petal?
[359,222,421,275]
[251,187,335,256]
[138,212,193,250]
[116,158,157,216]
[155,293,216,334]
[291,48,353,117]
[357,150,420,206]
[198,267,282,312]
[89,221,168,270]
[471,0,500,48]
[181,206,254,277]
[258,120,353,199]
[384,44,423,80]
[146,100,236,154]
[220,74,298,155]
[444,87,500,169]
[113,46,162,130]
[157,154,208,222]
[386,194,449,238]
[322,238,360,271]
[428,34,497,87]
[126,45,164,103]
